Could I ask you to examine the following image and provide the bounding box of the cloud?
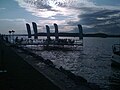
[15,0,81,19]
[15,0,120,34]
[68,9,120,34]
[15,0,94,21]
[78,10,120,25]
[0,8,6,11]
[0,18,26,22]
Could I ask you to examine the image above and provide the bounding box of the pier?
[4,22,83,47]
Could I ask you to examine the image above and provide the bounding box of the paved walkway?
[0,41,60,90]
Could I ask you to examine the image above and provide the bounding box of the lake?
[28,37,120,90]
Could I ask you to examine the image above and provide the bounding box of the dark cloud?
[79,10,120,25]
[24,0,58,11]
[67,9,120,35]
[35,0,52,9]
[79,10,120,18]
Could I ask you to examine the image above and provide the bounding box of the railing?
[16,39,83,46]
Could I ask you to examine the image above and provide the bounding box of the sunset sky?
[0,0,120,34]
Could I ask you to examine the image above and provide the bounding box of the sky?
[0,0,120,34]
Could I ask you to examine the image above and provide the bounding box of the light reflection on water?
[31,37,120,90]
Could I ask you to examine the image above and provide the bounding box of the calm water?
[30,37,120,90]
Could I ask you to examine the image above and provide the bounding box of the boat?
[111,44,120,67]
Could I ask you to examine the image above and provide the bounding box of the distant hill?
[84,33,108,38]
[83,33,120,38]
[68,28,120,37]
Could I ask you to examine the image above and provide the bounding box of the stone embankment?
[0,36,100,90]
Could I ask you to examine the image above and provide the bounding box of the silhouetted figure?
[20,38,23,44]
[5,37,8,43]
[15,37,18,43]
[0,35,4,40]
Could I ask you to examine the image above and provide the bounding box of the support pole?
[54,23,59,41]
[26,23,31,38]
[32,22,38,39]
[46,25,51,41]
[78,24,83,40]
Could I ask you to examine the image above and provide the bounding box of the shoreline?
[0,38,100,90]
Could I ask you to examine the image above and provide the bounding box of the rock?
[44,59,55,67]
[59,66,87,85]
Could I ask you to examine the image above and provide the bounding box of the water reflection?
[27,37,120,90]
